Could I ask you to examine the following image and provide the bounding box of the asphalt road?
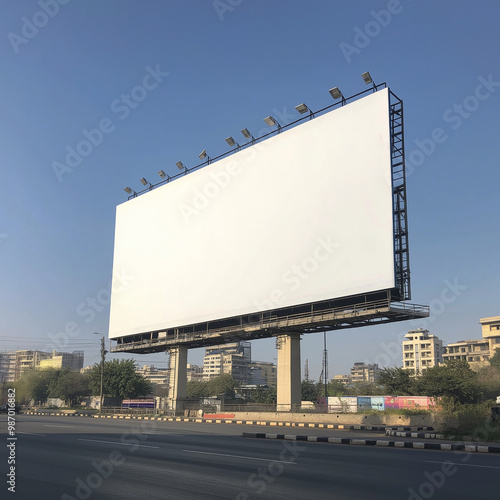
[1,415,499,499]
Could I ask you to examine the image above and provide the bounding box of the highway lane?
[1,415,499,499]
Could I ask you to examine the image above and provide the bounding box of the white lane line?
[43,424,75,428]
[17,432,47,436]
[78,438,159,449]
[183,449,296,464]
[425,461,500,469]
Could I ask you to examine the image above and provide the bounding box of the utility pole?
[94,333,107,415]
[322,331,328,401]
[304,359,309,382]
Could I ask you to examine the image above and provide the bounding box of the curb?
[241,432,500,454]
[22,413,432,432]
[22,413,388,430]
[386,430,444,439]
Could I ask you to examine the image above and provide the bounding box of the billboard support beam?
[276,333,302,411]
[167,346,187,412]
[390,91,411,300]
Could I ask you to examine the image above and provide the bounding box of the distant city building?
[136,365,170,387]
[39,351,84,371]
[186,364,203,382]
[331,374,351,384]
[0,350,84,382]
[403,329,443,375]
[0,352,16,383]
[203,342,251,384]
[442,316,500,370]
[350,362,380,383]
[249,361,277,388]
[480,316,500,356]
[443,339,490,369]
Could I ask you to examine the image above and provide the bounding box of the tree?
[378,367,415,395]
[414,360,483,404]
[476,364,500,401]
[205,374,239,398]
[88,359,152,399]
[48,369,89,406]
[15,369,59,405]
[327,380,348,396]
[186,380,208,398]
[252,385,277,404]
[301,380,321,402]
[346,381,384,396]
[489,349,500,370]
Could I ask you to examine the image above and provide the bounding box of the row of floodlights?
[124,72,375,195]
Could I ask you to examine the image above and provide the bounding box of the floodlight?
[263,116,279,127]
[199,149,207,160]
[329,87,342,100]
[295,103,309,114]
[225,136,238,147]
[124,187,132,194]
[176,161,185,170]
[361,72,373,85]
[158,170,167,179]
[140,178,148,186]
[241,128,254,140]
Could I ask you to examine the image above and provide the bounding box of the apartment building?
[249,361,277,388]
[442,316,500,370]
[203,342,252,384]
[186,364,203,382]
[39,351,84,371]
[350,362,380,383]
[480,316,500,355]
[0,350,84,382]
[402,329,443,376]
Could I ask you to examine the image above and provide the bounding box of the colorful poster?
[384,396,401,409]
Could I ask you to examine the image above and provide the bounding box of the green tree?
[252,385,277,404]
[327,380,348,396]
[205,374,239,398]
[15,369,59,405]
[414,360,483,404]
[301,380,321,402]
[346,381,384,396]
[489,349,500,370]
[186,380,208,398]
[88,359,152,399]
[48,369,90,406]
[476,364,500,401]
[378,367,415,395]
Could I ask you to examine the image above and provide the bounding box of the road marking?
[182,449,296,464]
[18,432,46,436]
[425,461,500,469]
[43,424,75,428]
[78,438,159,449]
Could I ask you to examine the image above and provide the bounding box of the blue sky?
[1,0,499,379]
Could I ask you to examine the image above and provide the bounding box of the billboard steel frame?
[111,84,427,354]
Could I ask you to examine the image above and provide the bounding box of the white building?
[203,342,251,384]
[402,329,443,375]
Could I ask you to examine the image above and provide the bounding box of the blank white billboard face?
[109,88,394,339]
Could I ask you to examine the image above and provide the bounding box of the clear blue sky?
[1,0,499,379]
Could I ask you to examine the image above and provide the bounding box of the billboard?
[109,89,394,339]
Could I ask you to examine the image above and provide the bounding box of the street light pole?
[94,333,107,415]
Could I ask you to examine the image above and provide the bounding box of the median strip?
[241,432,500,454]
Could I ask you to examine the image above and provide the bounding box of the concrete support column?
[276,333,301,411]
[168,346,187,412]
